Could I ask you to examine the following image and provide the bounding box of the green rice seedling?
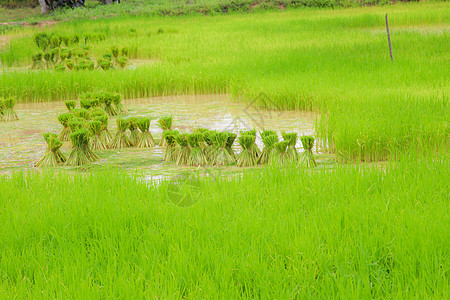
[194,128,209,150]
[226,132,237,159]
[72,108,90,120]
[1,97,18,121]
[202,130,216,162]
[121,47,129,57]
[112,93,126,114]
[88,120,107,151]
[31,53,44,69]
[101,92,118,116]
[93,114,112,145]
[54,64,66,72]
[109,118,132,149]
[36,133,66,167]
[57,112,74,142]
[111,46,119,59]
[80,98,93,110]
[258,132,278,164]
[282,132,299,161]
[136,117,156,148]
[60,48,71,61]
[271,141,289,165]
[157,116,173,147]
[98,58,112,70]
[49,35,61,49]
[187,132,208,166]
[33,33,49,51]
[117,56,129,69]
[66,129,98,166]
[65,59,75,70]
[212,132,235,166]
[174,133,190,165]
[163,130,180,162]
[300,135,317,168]
[237,134,258,167]
[241,130,261,159]
[128,117,140,147]
[65,100,76,111]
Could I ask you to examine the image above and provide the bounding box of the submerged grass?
[0,156,448,298]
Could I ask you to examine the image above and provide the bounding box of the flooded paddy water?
[0,94,334,179]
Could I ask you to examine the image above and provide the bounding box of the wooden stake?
[386,13,393,62]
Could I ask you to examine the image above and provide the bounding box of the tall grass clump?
[163,130,179,162]
[36,133,66,167]
[187,132,208,166]
[0,97,18,121]
[300,135,317,168]
[237,134,258,167]
[57,112,73,141]
[174,133,190,165]
[157,116,173,147]
[136,117,156,148]
[109,118,132,149]
[66,129,98,166]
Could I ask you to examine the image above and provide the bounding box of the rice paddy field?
[0,1,449,298]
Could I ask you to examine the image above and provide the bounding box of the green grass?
[1,2,448,160]
[0,154,448,298]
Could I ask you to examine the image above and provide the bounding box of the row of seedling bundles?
[162,127,317,168]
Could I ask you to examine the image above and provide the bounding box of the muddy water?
[0,94,323,177]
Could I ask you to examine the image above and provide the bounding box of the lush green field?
[0,155,448,298]
[1,2,449,160]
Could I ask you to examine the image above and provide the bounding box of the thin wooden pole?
[386,13,393,62]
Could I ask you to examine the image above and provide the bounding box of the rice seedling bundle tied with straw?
[66,129,98,166]
[0,97,19,121]
[212,132,235,166]
[113,93,126,114]
[174,133,190,165]
[136,117,156,148]
[99,92,117,116]
[259,131,278,164]
[93,115,112,145]
[65,100,76,112]
[157,116,173,147]
[89,120,107,151]
[202,130,216,162]
[110,118,132,149]
[36,133,66,167]
[57,112,73,141]
[300,135,317,168]
[282,132,299,162]
[272,141,289,165]
[241,129,260,159]
[163,130,179,162]
[237,135,258,167]
[127,117,140,147]
[187,133,208,166]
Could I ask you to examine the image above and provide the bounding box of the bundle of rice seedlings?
[240,130,261,159]
[68,118,87,132]
[136,117,156,148]
[93,114,112,145]
[163,130,179,162]
[258,132,278,164]
[101,93,117,116]
[128,117,140,147]
[300,135,317,168]
[202,130,216,162]
[36,133,66,167]
[88,120,107,151]
[117,56,128,69]
[65,100,76,111]
[66,129,98,166]
[1,97,19,121]
[57,112,73,141]
[174,133,190,165]
[112,93,126,114]
[282,132,299,161]
[187,133,208,166]
[226,132,237,159]
[237,135,258,167]
[157,116,173,146]
[109,118,132,149]
[271,141,289,165]
[73,108,90,120]
[212,132,235,165]
[80,98,93,110]
[31,53,44,69]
